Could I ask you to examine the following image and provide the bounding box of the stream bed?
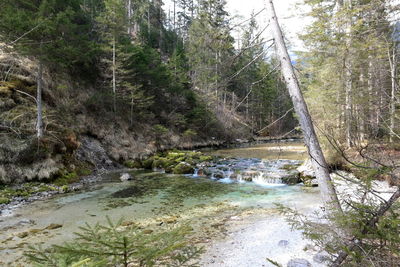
[0,141,323,266]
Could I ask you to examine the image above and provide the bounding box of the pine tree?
[0,0,99,138]
[25,217,202,266]
[187,0,234,99]
[97,0,128,114]
[300,0,398,146]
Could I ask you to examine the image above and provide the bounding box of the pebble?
[287,258,312,267]
[278,240,289,247]
[313,252,330,263]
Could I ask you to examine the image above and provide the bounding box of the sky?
[163,0,309,51]
[226,0,307,50]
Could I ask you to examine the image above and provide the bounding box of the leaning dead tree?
[265,0,342,213]
[266,1,400,265]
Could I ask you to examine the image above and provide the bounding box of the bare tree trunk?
[368,56,374,137]
[127,0,132,35]
[345,61,353,147]
[159,4,162,52]
[343,0,353,147]
[389,47,397,142]
[266,0,342,212]
[36,58,43,139]
[112,36,117,114]
[173,0,176,31]
[356,72,365,144]
[147,6,151,39]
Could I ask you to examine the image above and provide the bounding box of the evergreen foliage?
[300,0,399,146]
[0,0,100,76]
[0,0,296,139]
[25,217,202,267]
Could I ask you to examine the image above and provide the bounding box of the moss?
[199,155,213,162]
[53,171,79,186]
[174,156,186,163]
[142,157,154,169]
[187,151,202,159]
[77,167,92,176]
[0,182,70,205]
[152,159,166,169]
[166,152,186,159]
[60,185,70,193]
[124,160,142,169]
[172,162,194,174]
[0,197,10,204]
[282,164,299,171]
[139,150,215,173]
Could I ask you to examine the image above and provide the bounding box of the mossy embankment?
[0,76,251,186]
[0,149,219,213]
[124,150,215,174]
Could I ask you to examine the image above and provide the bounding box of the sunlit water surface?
[0,142,320,266]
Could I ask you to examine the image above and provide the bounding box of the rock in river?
[120,173,132,181]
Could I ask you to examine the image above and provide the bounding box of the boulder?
[212,171,224,179]
[281,173,301,185]
[313,252,330,263]
[297,159,315,178]
[172,162,194,174]
[120,173,132,181]
[287,258,312,267]
[298,159,317,187]
[303,178,319,187]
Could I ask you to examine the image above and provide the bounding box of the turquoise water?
[0,143,319,266]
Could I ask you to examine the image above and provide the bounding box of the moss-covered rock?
[124,160,142,169]
[141,157,154,169]
[281,174,301,185]
[152,158,166,169]
[0,197,10,204]
[139,150,215,173]
[172,162,194,174]
[199,155,213,162]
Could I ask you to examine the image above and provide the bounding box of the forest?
[0,0,399,266]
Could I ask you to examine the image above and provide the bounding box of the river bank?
[0,138,304,216]
[0,142,314,266]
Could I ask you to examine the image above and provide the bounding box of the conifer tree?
[0,0,98,138]
[97,0,127,113]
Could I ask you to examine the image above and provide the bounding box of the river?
[0,141,323,266]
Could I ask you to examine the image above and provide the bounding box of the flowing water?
[0,141,321,267]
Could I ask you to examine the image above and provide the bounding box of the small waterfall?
[198,158,302,186]
[253,173,285,186]
[193,168,199,177]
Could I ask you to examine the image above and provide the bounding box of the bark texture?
[265,0,342,212]
[36,60,43,139]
